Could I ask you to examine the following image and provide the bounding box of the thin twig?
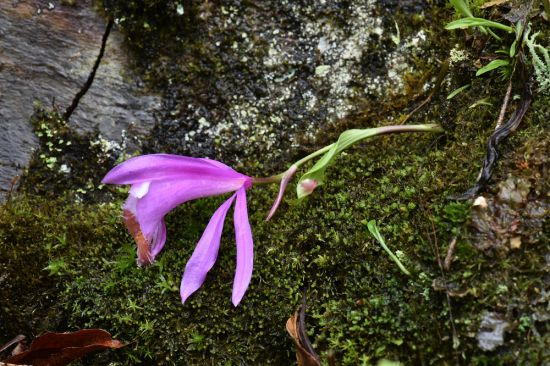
[0,334,25,354]
[0,175,19,219]
[444,236,458,270]
[495,80,513,130]
[420,195,459,366]
[400,95,432,125]
[400,59,450,125]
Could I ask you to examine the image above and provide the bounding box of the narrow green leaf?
[515,20,523,40]
[366,220,411,276]
[487,27,502,41]
[449,0,473,18]
[468,100,493,108]
[510,40,516,58]
[476,59,510,76]
[447,84,471,99]
[295,125,444,199]
[542,0,550,24]
[445,18,513,33]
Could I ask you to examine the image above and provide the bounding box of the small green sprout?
[54,235,67,249]
[43,257,68,276]
[154,274,178,294]
[476,59,510,77]
[364,220,411,276]
[391,21,400,45]
[187,333,207,351]
[468,99,493,108]
[447,84,471,99]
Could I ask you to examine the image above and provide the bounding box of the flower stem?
[252,124,444,185]
[250,173,285,185]
[294,144,335,168]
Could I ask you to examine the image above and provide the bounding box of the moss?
[29,113,548,365]
[2,0,550,365]
[0,192,122,340]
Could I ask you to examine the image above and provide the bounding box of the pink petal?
[265,165,297,221]
[136,178,247,239]
[180,193,238,304]
[232,186,254,306]
[102,154,251,188]
[200,158,237,172]
[150,217,166,259]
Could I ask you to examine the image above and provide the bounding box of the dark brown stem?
[400,95,432,125]
[63,19,114,121]
[458,53,531,200]
[0,175,19,219]
[0,334,25,354]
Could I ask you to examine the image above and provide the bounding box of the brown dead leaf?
[1,330,129,366]
[479,0,506,9]
[286,314,321,366]
[510,236,522,250]
[286,314,299,341]
[286,288,321,366]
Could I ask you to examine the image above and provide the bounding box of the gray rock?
[0,0,160,202]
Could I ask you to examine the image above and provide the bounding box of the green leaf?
[486,27,502,41]
[43,258,68,276]
[449,0,473,18]
[445,18,513,33]
[366,220,411,276]
[295,125,444,199]
[510,40,516,58]
[543,0,550,24]
[476,59,510,76]
[515,20,523,40]
[468,100,493,108]
[447,84,471,99]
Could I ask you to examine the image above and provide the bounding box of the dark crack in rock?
[0,0,161,202]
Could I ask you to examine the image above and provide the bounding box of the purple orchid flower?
[102,154,253,307]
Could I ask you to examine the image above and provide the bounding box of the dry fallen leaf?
[510,235,522,250]
[480,0,506,9]
[286,314,320,366]
[286,288,321,366]
[1,330,129,366]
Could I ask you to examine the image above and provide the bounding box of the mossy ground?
[2,0,550,365]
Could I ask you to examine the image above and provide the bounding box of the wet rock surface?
[0,0,160,201]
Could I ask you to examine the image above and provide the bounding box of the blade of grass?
[447,84,471,99]
[445,17,513,33]
[365,220,411,276]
